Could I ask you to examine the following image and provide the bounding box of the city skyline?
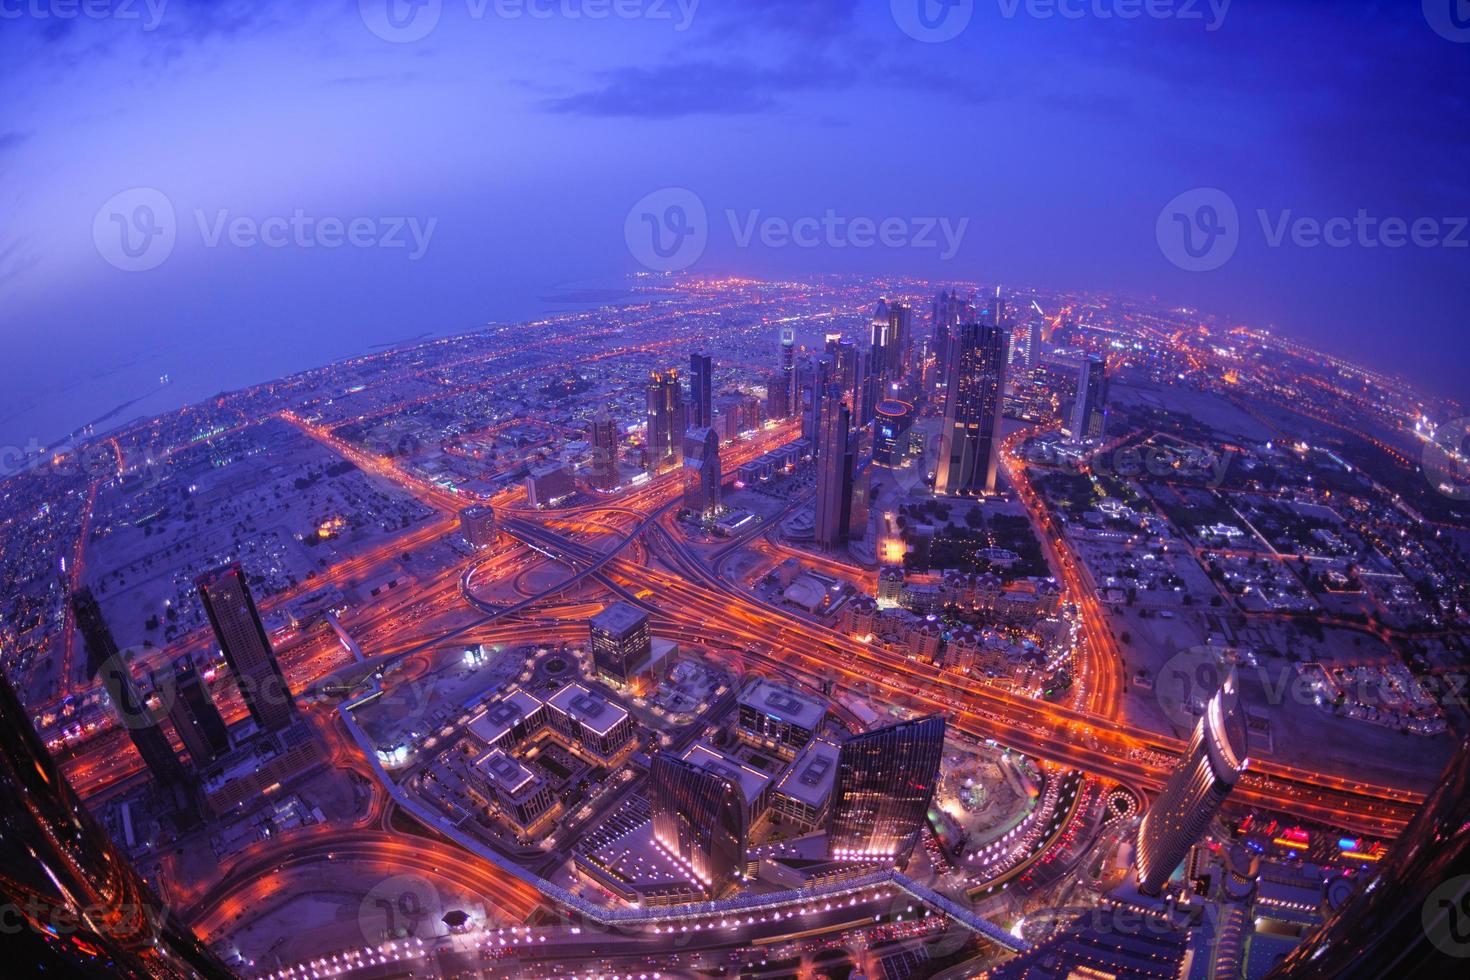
[1,4,1468,978]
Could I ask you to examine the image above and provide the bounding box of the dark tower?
[71,589,191,797]
[167,657,230,767]
[0,670,232,978]
[688,351,713,430]
[935,315,1010,496]
[828,715,945,867]
[196,564,296,733]
[650,752,747,896]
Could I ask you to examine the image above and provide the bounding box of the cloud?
[542,59,854,118]
[0,132,31,155]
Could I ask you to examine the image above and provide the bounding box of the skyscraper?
[588,602,651,685]
[196,564,296,733]
[0,670,233,979]
[1136,671,1249,895]
[682,425,722,516]
[814,390,854,551]
[780,327,797,419]
[802,356,833,456]
[167,657,231,767]
[688,351,713,430]
[1267,735,1470,979]
[828,715,945,866]
[645,369,685,473]
[650,752,747,896]
[1069,354,1108,442]
[935,316,1010,496]
[889,302,914,378]
[588,406,620,491]
[71,588,190,796]
[931,289,972,388]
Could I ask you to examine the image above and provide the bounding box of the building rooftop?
[679,741,774,808]
[773,738,840,810]
[466,688,544,745]
[545,681,629,737]
[738,678,827,732]
[590,601,648,636]
[471,747,541,799]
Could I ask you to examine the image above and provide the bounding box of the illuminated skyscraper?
[167,657,231,767]
[814,389,854,551]
[873,399,915,467]
[650,752,747,896]
[780,328,797,419]
[645,369,685,473]
[688,351,713,430]
[828,715,945,866]
[1268,735,1470,979]
[71,588,190,797]
[1136,671,1249,895]
[588,602,651,685]
[870,300,912,382]
[588,405,620,491]
[935,316,1010,496]
[682,425,722,516]
[931,289,972,388]
[196,564,296,733]
[0,670,232,978]
[1069,354,1108,441]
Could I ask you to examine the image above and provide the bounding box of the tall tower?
[682,426,722,517]
[828,715,945,867]
[931,289,972,390]
[688,351,713,430]
[889,302,914,379]
[780,328,797,419]
[196,564,296,733]
[1069,354,1108,442]
[935,316,1010,496]
[0,671,233,978]
[650,752,747,897]
[167,657,231,767]
[71,589,190,796]
[645,369,685,473]
[814,390,854,551]
[588,405,620,491]
[1136,671,1249,895]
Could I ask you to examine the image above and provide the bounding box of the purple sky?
[0,0,1467,447]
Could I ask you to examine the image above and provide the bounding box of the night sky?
[1,0,1467,447]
